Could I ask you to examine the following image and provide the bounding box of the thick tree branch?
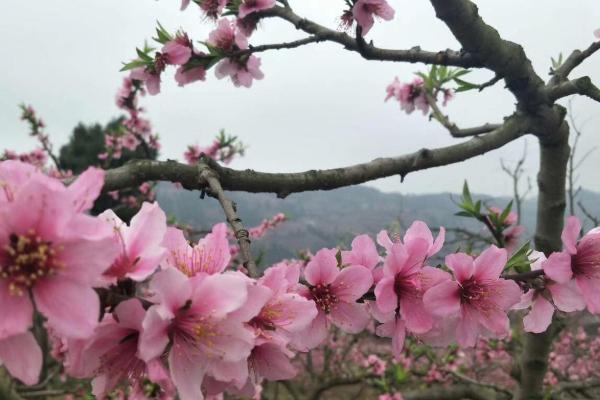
[256,6,483,68]
[428,0,550,114]
[547,76,600,103]
[102,116,529,197]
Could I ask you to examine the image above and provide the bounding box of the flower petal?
[332,265,373,302]
[0,332,42,385]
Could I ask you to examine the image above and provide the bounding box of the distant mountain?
[156,184,600,266]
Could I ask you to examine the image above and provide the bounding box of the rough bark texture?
[517,122,570,400]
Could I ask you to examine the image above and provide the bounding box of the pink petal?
[291,311,328,351]
[329,301,369,333]
[332,265,373,302]
[423,280,461,316]
[477,307,510,337]
[487,279,523,310]
[127,202,167,261]
[33,278,99,339]
[542,252,573,284]
[445,253,474,283]
[0,281,33,339]
[376,230,394,252]
[562,216,581,255]
[66,167,105,212]
[403,220,433,248]
[420,266,452,291]
[523,295,554,333]
[169,339,207,400]
[383,244,409,276]
[191,273,248,318]
[139,307,171,362]
[399,294,433,334]
[473,245,507,281]
[149,268,192,314]
[512,289,535,310]
[114,298,146,331]
[58,234,119,285]
[429,226,445,257]
[0,332,42,385]
[576,275,600,314]
[374,276,398,314]
[547,280,586,312]
[342,234,379,270]
[457,306,480,347]
[270,293,318,333]
[304,248,339,286]
[252,342,297,380]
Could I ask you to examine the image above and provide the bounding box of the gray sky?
[1,0,599,196]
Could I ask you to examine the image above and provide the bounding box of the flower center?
[310,284,339,314]
[1,231,63,296]
[459,278,489,304]
[201,0,224,19]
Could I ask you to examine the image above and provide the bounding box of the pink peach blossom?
[352,0,395,35]
[542,216,600,313]
[423,246,522,347]
[293,249,373,350]
[175,65,207,86]
[162,37,192,65]
[342,234,380,270]
[139,268,255,400]
[0,162,118,341]
[238,0,276,18]
[0,332,42,385]
[162,223,231,277]
[208,19,248,51]
[99,202,167,283]
[215,55,264,88]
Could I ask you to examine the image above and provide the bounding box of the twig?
[425,93,500,137]
[448,369,514,398]
[200,165,258,277]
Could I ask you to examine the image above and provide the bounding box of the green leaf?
[454,77,479,92]
[462,181,473,205]
[505,242,532,272]
[500,200,514,224]
[120,59,150,72]
[136,47,154,62]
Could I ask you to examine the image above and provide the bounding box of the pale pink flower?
[0,162,118,341]
[542,216,600,313]
[180,0,190,10]
[130,67,161,96]
[373,239,450,352]
[76,299,175,398]
[208,19,248,51]
[215,55,264,87]
[198,0,228,19]
[162,37,192,65]
[342,234,380,270]
[423,246,522,347]
[121,133,139,151]
[139,268,255,400]
[175,65,207,86]
[99,202,167,283]
[377,220,445,259]
[293,249,373,350]
[238,0,276,18]
[352,0,395,35]
[595,28,600,39]
[0,332,42,385]
[162,223,231,277]
[513,251,584,333]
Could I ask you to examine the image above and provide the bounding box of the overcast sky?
[1,0,599,196]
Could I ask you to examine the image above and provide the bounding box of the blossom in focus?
[342,234,380,271]
[99,202,168,283]
[0,162,118,341]
[423,246,522,347]
[293,249,373,350]
[352,0,395,35]
[139,268,255,400]
[161,35,193,65]
[208,19,248,51]
[175,65,207,87]
[162,223,231,277]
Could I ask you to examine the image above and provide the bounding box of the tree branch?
[425,92,500,137]
[229,36,324,58]
[101,116,529,197]
[547,76,600,103]
[256,6,483,68]
[201,167,258,277]
[550,41,600,84]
